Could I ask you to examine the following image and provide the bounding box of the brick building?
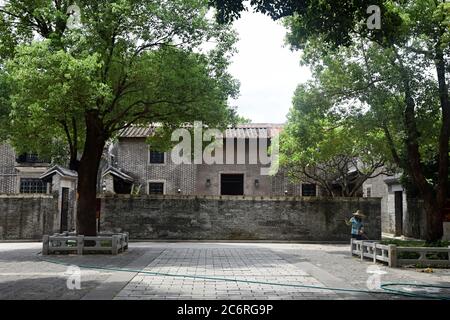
[0,142,78,234]
[103,123,319,197]
[363,172,433,239]
[0,143,51,194]
[1,124,320,198]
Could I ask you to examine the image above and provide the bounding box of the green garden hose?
[36,254,450,300]
[380,283,450,300]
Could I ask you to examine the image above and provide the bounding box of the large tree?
[1,0,239,236]
[280,83,391,197]
[283,1,449,241]
[0,70,10,141]
[212,0,449,241]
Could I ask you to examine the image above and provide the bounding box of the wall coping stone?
[0,194,54,199]
[98,194,382,202]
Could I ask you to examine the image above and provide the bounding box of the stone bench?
[42,232,129,255]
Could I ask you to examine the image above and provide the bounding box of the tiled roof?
[40,165,78,180]
[383,174,401,185]
[118,126,156,138]
[102,166,134,182]
[118,123,284,139]
[224,124,283,139]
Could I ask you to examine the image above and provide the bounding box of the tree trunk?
[433,45,449,241]
[403,92,443,241]
[384,47,444,241]
[398,55,442,242]
[76,112,106,236]
[423,194,443,242]
[69,157,80,172]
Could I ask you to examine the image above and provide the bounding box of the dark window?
[366,187,372,198]
[113,176,132,194]
[20,178,47,194]
[60,188,69,233]
[221,174,244,195]
[149,150,165,164]
[16,153,46,164]
[302,184,317,197]
[149,182,164,195]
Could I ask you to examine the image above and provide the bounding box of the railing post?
[373,243,377,263]
[112,235,118,255]
[361,241,365,261]
[118,234,123,253]
[77,235,84,255]
[388,244,397,268]
[42,235,49,255]
[419,251,425,261]
[122,234,126,251]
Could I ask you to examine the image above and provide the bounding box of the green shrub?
[100,240,112,247]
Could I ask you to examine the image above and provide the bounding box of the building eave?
[102,166,134,183]
[40,165,78,181]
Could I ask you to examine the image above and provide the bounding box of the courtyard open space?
[0,242,449,300]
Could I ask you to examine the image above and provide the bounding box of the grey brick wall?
[363,174,392,233]
[404,198,427,239]
[116,138,310,196]
[0,143,18,194]
[100,195,381,241]
[0,195,58,239]
[116,138,197,195]
[363,173,422,237]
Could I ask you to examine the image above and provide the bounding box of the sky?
[228,10,312,124]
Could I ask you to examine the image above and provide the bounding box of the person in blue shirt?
[345,210,367,240]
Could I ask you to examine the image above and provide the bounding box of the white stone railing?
[351,239,394,266]
[42,232,129,255]
[351,239,450,267]
[395,247,450,267]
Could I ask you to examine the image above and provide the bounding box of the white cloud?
[229,11,311,123]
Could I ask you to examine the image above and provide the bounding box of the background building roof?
[102,166,134,182]
[40,165,78,181]
[118,126,156,138]
[118,123,284,139]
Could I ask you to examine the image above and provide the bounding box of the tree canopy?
[209,0,450,240]
[280,81,391,197]
[0,0,240,235]
[1,0,239,165]
[281,0,449,241]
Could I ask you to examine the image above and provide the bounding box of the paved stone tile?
[114,247,338,300]
[1,242,449,300]
[0,242,151,300]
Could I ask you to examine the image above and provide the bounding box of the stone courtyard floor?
[0,242,449,300]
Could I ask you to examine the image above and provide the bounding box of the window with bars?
[148,182,164,195]
[149,149,165,164]
[20,178,47,194]
[302,184,317,197]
